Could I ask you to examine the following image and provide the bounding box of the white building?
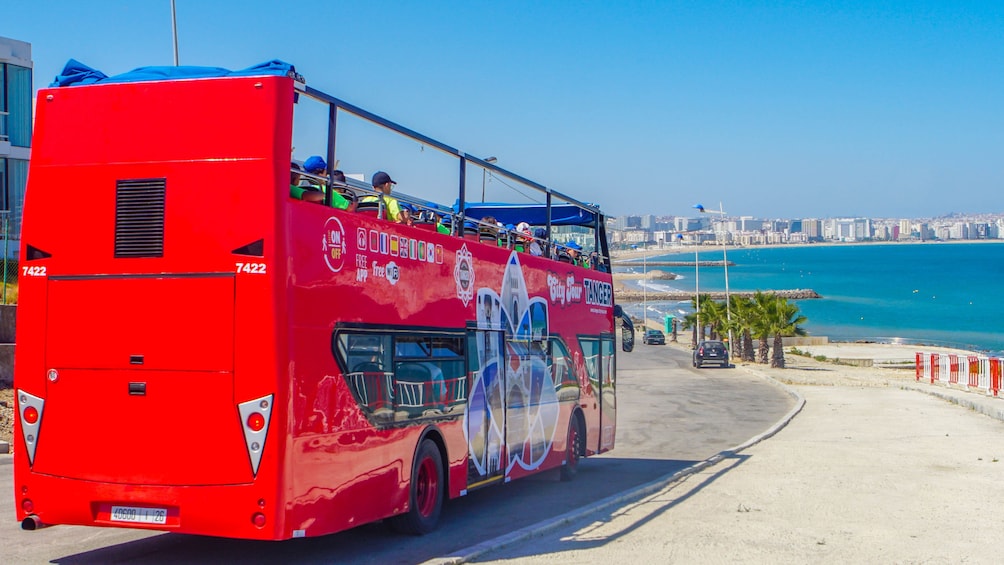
[1,36,32,250]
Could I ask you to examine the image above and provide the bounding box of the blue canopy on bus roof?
[455,201,599,227]
[50,59,298,88]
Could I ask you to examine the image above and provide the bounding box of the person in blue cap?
[292,156,352,210]
[565,240,583,265]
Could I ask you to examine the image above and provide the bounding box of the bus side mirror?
[614,305,634,352]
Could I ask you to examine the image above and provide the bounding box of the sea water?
[626,242,1004,355]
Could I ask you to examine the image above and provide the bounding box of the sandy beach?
[473,339,1004,564]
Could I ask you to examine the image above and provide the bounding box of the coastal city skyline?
[609,211,1004,247]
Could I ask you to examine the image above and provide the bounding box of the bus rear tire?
[389,439,443,535]
[560,417,583,482]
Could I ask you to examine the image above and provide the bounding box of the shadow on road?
[466,453,753,563]
[52,458,701,565]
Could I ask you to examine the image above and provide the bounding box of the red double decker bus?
[13,60,634,540]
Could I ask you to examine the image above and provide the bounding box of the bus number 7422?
[235,262,267,274]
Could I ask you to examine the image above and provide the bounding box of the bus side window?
[395,362,437,418]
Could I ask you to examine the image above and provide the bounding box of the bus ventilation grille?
[115,178,166,258]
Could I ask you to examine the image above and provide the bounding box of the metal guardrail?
[1,211,17,304]
[916,352,1002,397]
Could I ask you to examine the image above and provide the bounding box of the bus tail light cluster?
[237,394,273,477]
[17,390,45,466]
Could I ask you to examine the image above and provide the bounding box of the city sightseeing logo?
[454,243,475,306]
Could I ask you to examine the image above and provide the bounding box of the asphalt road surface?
[2,342,793,564]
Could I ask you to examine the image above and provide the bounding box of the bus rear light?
[23,406,39,425]
[252,512,266,528]
[21,498,34,513]
[17,390,45,465]
[237,394,274,477]
[247,413,265,432]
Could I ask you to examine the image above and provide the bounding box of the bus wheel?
[560,417,583,482]
[390,439,443,535]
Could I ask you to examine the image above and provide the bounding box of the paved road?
[2,343,793,564]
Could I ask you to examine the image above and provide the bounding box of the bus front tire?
[390,439,443,535]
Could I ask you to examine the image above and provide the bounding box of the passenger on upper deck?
[290,161,325,203]
[299,156,353,210]
[589,250,604,271]
[361,171,411,225]
[330,169,358,211]
[514,222,531,252]
[561,241,583,265]
[478,216,500,245]
[530,227,547,257]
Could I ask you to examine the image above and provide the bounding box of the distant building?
[1,36,32,251]
[801,219,822,241]
[612,215,643,231]
[674,217,701,232]
[898,219,913,240]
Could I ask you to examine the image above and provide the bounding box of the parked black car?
[693,340,729,368]
[643,329,665,345]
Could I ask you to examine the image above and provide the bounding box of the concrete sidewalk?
[441,350,1004,564]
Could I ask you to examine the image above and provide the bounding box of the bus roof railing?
[301,85,603,222]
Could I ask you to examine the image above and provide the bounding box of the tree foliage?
[689,291,808,368]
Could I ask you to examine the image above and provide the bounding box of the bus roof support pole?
[545,191,553,253]
[594,214,601,268]
[324,103,338,208]
[456,158,467,236]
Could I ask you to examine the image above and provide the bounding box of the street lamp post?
[694,248,700,345]
[171,0,180,66]
[643,247,648,329]
[694,203,733,358]
[719,202,733,359]
[481,156,497,202]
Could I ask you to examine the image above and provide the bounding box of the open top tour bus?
[14,59,634,540]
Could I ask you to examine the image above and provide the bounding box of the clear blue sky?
[5,1,1003,219]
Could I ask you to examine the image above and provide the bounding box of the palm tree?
[681,311,699,348]
[729,295,757,362]
[756,295,808,368]
[700,299,727,341]
[751,291,775,364]
[687,294,713,345]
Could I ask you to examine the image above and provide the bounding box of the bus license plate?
[110,505,167,524]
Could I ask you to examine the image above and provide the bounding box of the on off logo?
[323,217,347,273]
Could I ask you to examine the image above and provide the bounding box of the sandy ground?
[470,342,1004,564]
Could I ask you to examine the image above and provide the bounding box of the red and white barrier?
[916,352,1000,397]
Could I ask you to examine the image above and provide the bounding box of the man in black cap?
[361,171,410,225]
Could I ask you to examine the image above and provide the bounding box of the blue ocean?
[625,242,1004,356]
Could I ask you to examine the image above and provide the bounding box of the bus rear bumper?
[15,474,284,540]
